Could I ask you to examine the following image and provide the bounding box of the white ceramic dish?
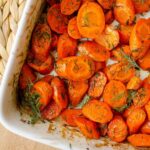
[0,0,150,150]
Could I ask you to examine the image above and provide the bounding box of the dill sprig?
[77,95,91,108]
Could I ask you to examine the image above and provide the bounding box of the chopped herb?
[77,95,91,108]
[111,92,125,101]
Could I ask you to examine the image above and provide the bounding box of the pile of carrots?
[19,0,150,147]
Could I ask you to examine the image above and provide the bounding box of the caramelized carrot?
[75,116,100,139]
[82,0,95,3]
[68,17,82,39]
[61,109,82,126]
[114,0,135,25]
[143,75,150,89]
[141,121,150,134]
[126,108,146,134]
[123,105,136,118]
[39,75,53,84]
[88,72,107,98]
[108,116,128,142]
[95,25,120,50]
[47,0,59,6]
[94,61,106,72]
[128,134,150,147]
[82,100,113,123]
[145,101,150,121]
[97,0,115,9]
[47,4,68,34]
[68,80,88,106]
[51,77,68,109]
[61,0,81,15]
[77,2,105,38]
[57,33,77,59]
[105,10,114,24]
[103,80,127,108]
[50,33,58,50]
[19,64,36,89]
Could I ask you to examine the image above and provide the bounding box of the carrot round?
[61,0,81,15]
[57,33,77,59]
[105,10,114,24]
[33,81,53,110]
[128,134,150,147]
[78,41,110,62]
[47,4,68,34]
[75,116,100,139]
[108,116,128,142]
[50,33,58,50]
[51,77,68,109]
[88,72,107,98]
[82,100,113,123]
[94,61,106,72]
[77,2,105,38]
[126,108,146,134]
[95,25,120,51]
[145,101,150,121]
[141,121,150,134]
[61,109,82,127]
[31,23,51,60]
[19,64,37,90]
[97,0,115,9]
[123,105,136,118]
[103,80,127,109]
[42,100,61,120]
[68,17,82,39]
[105,62,135,83]
[143,76,150,89]
[68,80,88,106]
[39,75,53,84]
[114,0,135,25]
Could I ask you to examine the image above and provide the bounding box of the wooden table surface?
[0,124,59,150]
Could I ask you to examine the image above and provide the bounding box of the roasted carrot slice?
[103,80,127,108]
[82,100,113,123]
[42,100,61,120]
[88,72,107,98]
[126,108,146,134]
[57,33,77,59]
[141,121,150,134]
[50,33,58,50]
[123,105,136,118]
[94,61,106,72]
[145,101,150,121]
[51,77,68,109]
[82,0,95,3]
[143,75,150,89]
[68,80,88,106]
[66,56,95,81]
[127,76,142,90]
[118,25,134,44]
[133,86,150,108]
[47,0,59,6]
[77,2,105,38]
[61,109,82,126]
[19,64,37,90]
[75,116,100,139]
[114,0,135,25]
[33,81,53,110]
[95,25,120,50]
[105,10,114,24]
[108,116,128,142]
[68,17,82,39]
[128,134,150,147]
[61,0,81,15]
[105,62,135,83]
[47,4,68,34]
[78,41,110,62]
[39,75,53,84]
[31,23,51,60]
[97,0,115,9]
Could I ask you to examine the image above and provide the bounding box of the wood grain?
[0,124,59,150]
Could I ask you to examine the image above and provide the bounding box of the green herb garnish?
[77,95,91,108]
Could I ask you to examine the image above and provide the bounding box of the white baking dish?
[0,0,150,149]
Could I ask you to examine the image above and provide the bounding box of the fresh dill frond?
[77,95,91,108]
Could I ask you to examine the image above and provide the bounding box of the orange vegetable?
[123,105,136,118]
[50,33,58,50]
[68,80,88,106]
[143,75,150,89]
[42,100,61,120]
[33,81,53,110]
[108,116,128,142]
[19,64,36,89]
[128,134,150,147]
[51,77,68,109]
[77,2,105,38]
[94,61,106,72]
[97,0,115,9]
[127,76,142,90]
[61,109,82,126]
[103,80,127,108]
[78,41,110,62]
[82,100,113,123]
[126,108,146,134]
[88,72,107,98]
[141,121,150,134]
[105,62,135,83]
[61,0,81,15]
[31,23,51,60]
[39,75,53,84]
[57,33,77,59]
[68,17,82,39]
[145,101,150,121]
[75,116,100,139]
[47,0,59,6]
[114,0,135,25]
[118,25,134,44]
[47,4,68,34]
[105,10,114,24]
[82,0,95,3]
[95,25,120,50]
